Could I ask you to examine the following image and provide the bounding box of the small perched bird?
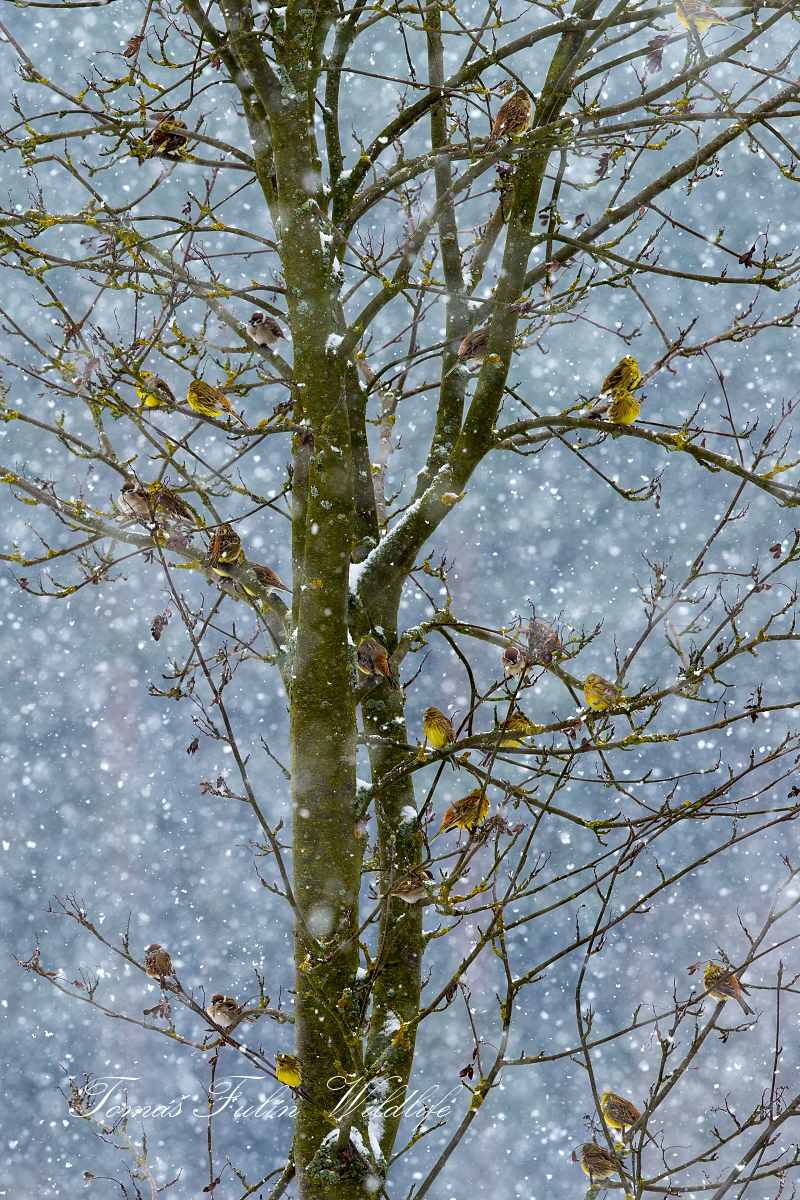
[574,1142,625,1184]
[601,1089,642,1133]
[527,617,561,665]
[275,1053,302,1087]
[481,709,538,764]
[584,673,620,712]
[488,88,533,145]
[146,112,189,157]
[388,868,434,904]
[423,706,456,750]
[457,327,490,364]
[187,379,239,421]
[607,388,641,425]
[436,788,489,836]
[704,961,754,1015]
[357,635,394,684]
[144,943,173,981]
[135,371,176,410]
[208,994,260,1030]
[676,0,730,32]
[119,481,195,530]
[248,311,286,348]
[207,523,244,572]
[240,562,291,595]
[502,644,528,679]
[600,355,641,396]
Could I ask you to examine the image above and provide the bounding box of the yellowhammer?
[607,388,641,425]
[135,371,175,410]
[676,0,729,33]
[187,379,239,421]
[275,1053,302,1087]
[436,788,489,836]
[488,89,533,145]
[601,1089,641,1133]
[423,706,456,750]
[584,673,620,712]
[207,523,244,572]
[704,961,754,1015]
[600,355,641,396]
[146,111,188,157]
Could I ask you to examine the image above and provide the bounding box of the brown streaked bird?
[704,961,754,1015]
[118,480,153,525]
[275,1053,302,1088]
[357,635,394,684]
[527,617,561,666]
[502,643,528,679]
[151,483,196,528]
[207,523,244,572]
[457,327,490,364]
[144,943,173,981]
[241,561,291,595]
[248,311,286,348]
[601,1089,641,1133]
[422,706,456,750]
[207,994,259,1030]
[574,1142,625,1184]
[187,378,239,422]
[488,88,533,145]
[436,788,489,837]
[388,868,434,904]
[146,112,188,157]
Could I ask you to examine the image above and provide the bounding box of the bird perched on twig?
[208,994,259,1030]
[118,480,196,531]
[187,379,241,422]
[422,706,456,750]
[573,1142,626,1185]
[607,388,641,425]
[275,1053,302,1087]
[206,523,244,573]
[135,371,176,410]
[435,788,489,837]
[144,943,174,982]
[676,0,730,33]
[584,673,620,712]
[488,88,533,145]
[600,355,641,396]
[240,562,291,595]
[456,327,490,364]
[145,112,188,158]
[703,961,754,1015]
[480,709,538,764]
[502,644,528,679]
[248,311,286,348]
[601,1089,642,1134]
[387,868,434,904]
[527,617,561,665]
[358,635,395,685]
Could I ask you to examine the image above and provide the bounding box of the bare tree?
[5,0,800,1196]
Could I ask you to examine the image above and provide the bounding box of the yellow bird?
[436,788,489,836]
[423,706,456,750]
[135,371,176,410]
[574,1142,625,1184]
[601,1089,641,1133]
[600,355,641,396]
[187,379,239,421]
[676,0,730,33]
[704,961,754,1015]
[481,709,539,764]
[584,673,620,712]
[607,388,641,425]
[275,1053,302,1087]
